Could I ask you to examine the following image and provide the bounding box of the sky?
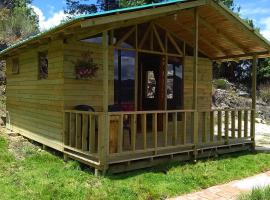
[31,0,270,41]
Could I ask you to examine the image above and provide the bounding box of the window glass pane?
[38,52,48,80]
[114,50,135,111]
[146,71,156,99]
[81,34,102,44]
[12,58,19,74]
[167,64,174,99]
[167,57,183,110]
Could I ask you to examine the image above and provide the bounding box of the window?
[38,52,48,80]
[146,71,156,99]
[12,58,19,74]
[167,57,183,110]
[80,34,102,44]
[114,50,135,110]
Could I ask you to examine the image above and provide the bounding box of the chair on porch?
[108,104,132,150]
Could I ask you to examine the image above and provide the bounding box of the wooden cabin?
[1,0,270,174]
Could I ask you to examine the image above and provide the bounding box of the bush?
[259,84,270,103]
[213,79,230,90]
[238,187,270,200]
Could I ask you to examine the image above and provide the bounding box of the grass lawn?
[1,136,270,200]
[238,187,270,200]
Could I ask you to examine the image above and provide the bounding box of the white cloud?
[31,6,67,31]
[260,17,270,41]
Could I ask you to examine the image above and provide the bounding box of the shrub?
[259,84,270,104]
[213,79,230,90]
[238,186,270,200]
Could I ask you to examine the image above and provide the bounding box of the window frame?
[12,58,20,74]
[38,51,48,80]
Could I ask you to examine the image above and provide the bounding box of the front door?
[138,53,165,131]
[138,53,165,111]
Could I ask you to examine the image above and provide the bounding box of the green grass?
[1,136,270,200]
[239,187,270,200]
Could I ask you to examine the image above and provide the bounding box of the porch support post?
[99,31,109,174]
[192,7,199,159]
[251,55,257,149]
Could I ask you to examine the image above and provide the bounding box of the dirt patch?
[0,127,43,160]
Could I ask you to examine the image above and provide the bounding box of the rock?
[0,116,5,126]
[238,91,249,97]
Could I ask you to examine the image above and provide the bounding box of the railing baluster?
[89,114,96,153]
[251,110,255,141]
[210,111,214,142]
[64,112,70,145]
[142,113,147,149]
[153,113,158,154]
[131,114,136,151]
[225,111,229,143]
[231,111,236,139]
[218,111,222,141]
[81,114,88,151]
[70,113,76,147]
[163,112,168,147]
[76,113,82,149]
[244,110,248,138]
[172,112,177,145]
[182,112,187,145]
[202,112,207,143]
[118,114,123,153]
[238,110,242,138]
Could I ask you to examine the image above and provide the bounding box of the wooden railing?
[197,109,254,145]
[63,108,254,167]
[63,110,102,159]
[107,110,195,157]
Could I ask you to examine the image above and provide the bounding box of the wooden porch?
[63,108,254,173]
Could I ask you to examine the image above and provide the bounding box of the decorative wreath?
[74,51,99,79]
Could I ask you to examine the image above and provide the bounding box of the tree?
[0,0,39,48]
[119,0,163,8]
[64,0,164,16]
[65,0,97,16]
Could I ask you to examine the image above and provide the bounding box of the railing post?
[192,7,199,160]
[98,112,109,175]
[251,55,257,150]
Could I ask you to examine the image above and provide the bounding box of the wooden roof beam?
[208,0,270,51]
[80,0,207,28]
[115,26,136,47]
[175,21,228,56]
[198,15,248,54]
[155,22,211,57]
[213,50,270,61]
[153,24,165,52]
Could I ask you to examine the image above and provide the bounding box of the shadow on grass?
[106,151,261,180]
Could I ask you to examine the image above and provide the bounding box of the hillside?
[212,79,270,123]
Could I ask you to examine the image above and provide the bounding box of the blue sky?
[31,0,270,40]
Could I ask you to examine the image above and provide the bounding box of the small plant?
[238,186,270,200]
[259,84,270,104]
[74,51,99,79]
[213,79,230,90]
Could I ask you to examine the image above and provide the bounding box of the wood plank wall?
[63,41,114,112]
[184,56,212,110]
[6,40,65,150]
[184,56,212,136]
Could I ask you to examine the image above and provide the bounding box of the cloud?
[31,6,67,31]
[260,17,270,41]
[241,7,270,16]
